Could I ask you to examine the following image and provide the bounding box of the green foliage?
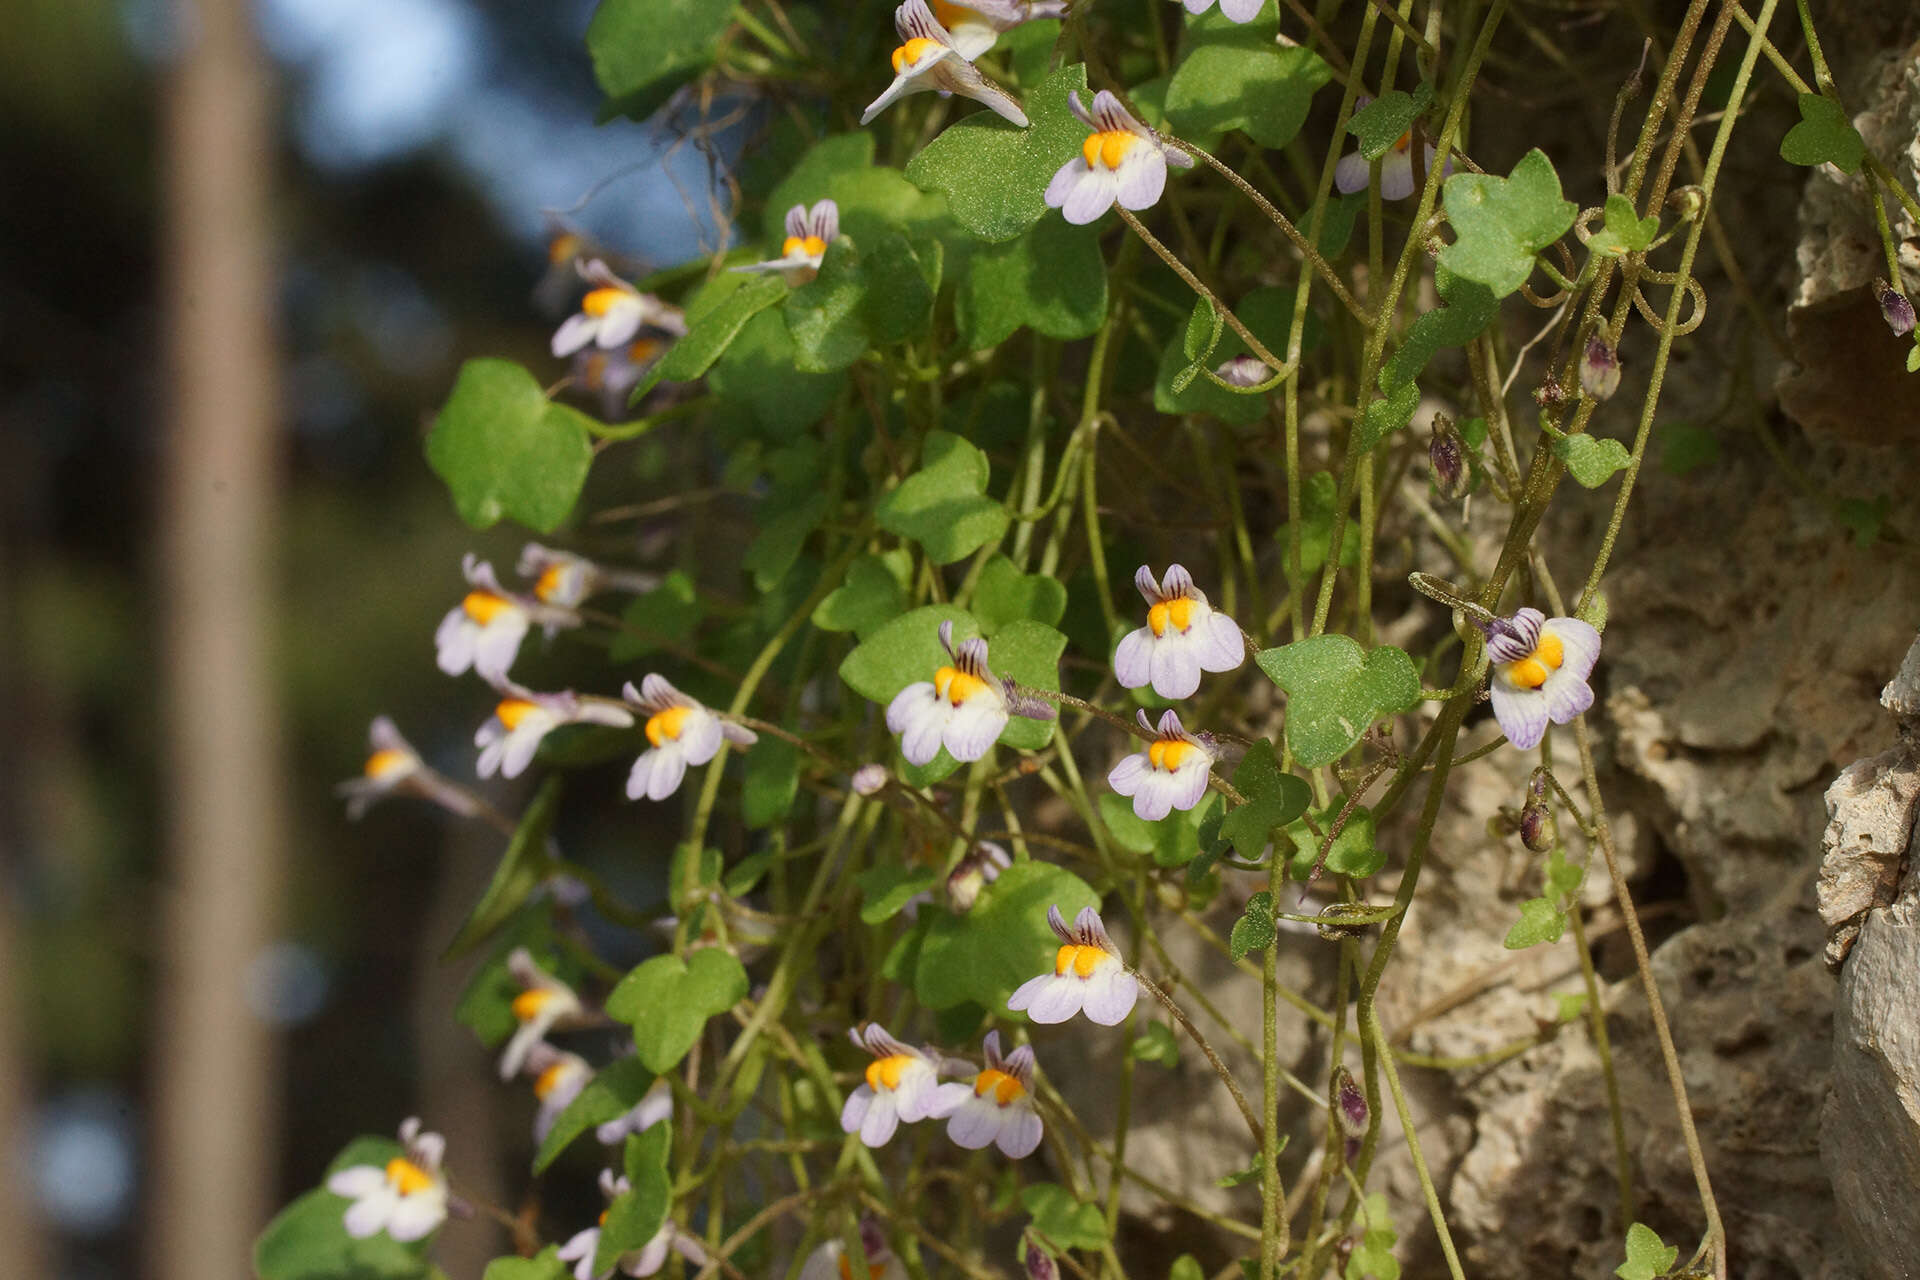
[596,1127,672,1276]
[856,863,940,924]
[427,360,596,534]
[875,432,1011,564]
[1592,193,1660,255]
[607,948,749,1073]
[485,1249,568,1280]
[1229,890,1276,960]
[587,0,733,122]
[1100,792,1207,868]
[957,217,1109,348]
[1440,149,1578,297]
[812,552,911,637]
[1156,286,1314,424]
[1380,269,1498,393]
[1282,802,1382,880]
[742,738,800,829]
[1503,897,1566,949]
[1779,93,1864,173]
[1345,1194,1400,1280]
[905,65,1090,242]
[1165,11,1331,148]
[973,555,1069,635]
[1355,380,1422,454]
[1616,1223,1679,1280]
[919,861,1098,1012]
[254,1138,431,1280]
[1349,85,1432,160]
[1219,739,1313,855]
[1275,471,1359,579]
[1658,423,1720,476]
[1554,434,1633,488]
[533,1057,657,1173]
[659,273,790,382]
[783,231,938,372]
[609,572,702,662]
[1020,1183,1109,1250]
[1255,637,1420,767]
[1132,1021,1180,1066]
[444,778,563,958]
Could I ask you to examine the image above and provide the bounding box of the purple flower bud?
[1667,185,1705,221]
[1214,354,1271,388]
[1331,1066,1369,1139]
[1876,278,1915,337]
[1428,413,1469,500]
[1025,1243,1057,1280]
[1534,379,1566,411]
[1519,800,1552,853]
[946,841,1011,913]
[851,763,889,796]
[1580,336,1621,401]
[859,1218,889,1263]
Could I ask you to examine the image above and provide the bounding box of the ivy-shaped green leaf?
[856,863,940,924]
[1349,84,1432,160]
[587,0,733,122]
[742,738,799,829]
[532,1056,657,1173]
[957,217,1108,348]
[1380,269,1498,392]
[1219,739,1313,855]
[1615,1223,1678,1280]
[812,551,911,638]
[918,862,1099,1012]
[1779,93,1865,173]
[484,1248,568,1280]
[1439,148,1578,297]
[1503,897,1566,949]
[1553,434,1632,488]
[875,432,1010,564]
[1020,1183,1109,1250]
[1354,380,1422,454]
[1229,890,1277,960]
[606,948,749,1073]
[1099,792,1206,869]
[595,1127,671,1276]
[972,554,1068,634]
[254,1137,432,1280]
[1255,637,1420,768]
[426,360,596,534]
[1591,193,1659,255]
[905,64,1089,243]
[1132,1021,1180,1067]
[1165,11,1331,148]
[656,273,789,383]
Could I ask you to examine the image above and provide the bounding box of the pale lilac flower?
[1007,905,1139,1026]
[475,685,634,782]
[569,337,669,420]
[929,0,1067,58]
[860,0,1029,128]
[1480,607,1601,750]
[1214,354,1270,387]
[434,554,581,684]
[325,1117,448,1242]
[1334,128,1441,202]
[497,947,587,1081]
[1178,0,1265,22]
[840,1024,941,1147]
[519,543,659,609]
[945,840,1011,912]
[596,1077,673,1146]
[1107,709,1216,821]
[927,1030,1043,1158]
[620,675,757,801]
[885,620,1013,766]
[732,200,839,287]
[524,1043,594,1145]
[551,260,687,359]
[1579,336,1620,400]
[1046,90,1193,225]
[851,762,891,796]
[557,1171,709,1280]
[336,716,481,821]
[798,1224,907,1280]
[1113,564,1245,700]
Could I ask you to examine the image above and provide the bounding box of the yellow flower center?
[864,1053,916,1092]
[581,286,628,317]
[598,1209,610,1228]
[511,989,554,1023]
[385,1157,434,1197]
[646,705,694,748]
[1081,129,1138,171]
[934,665,988,706]
[548,232,581,265]
[929,0,971,28]
[1503,631,1564,690]
[534,564,569,602]
[1147,738,1195,771]
[1054,942,1107,979]
[533,1061,574,1100]
[495,699,538,730]
[891,37,940,73]
[630,337,663,363]
[364,748,412,779]
[463,590,512,624]
[1393,129,1412,153]
[973,1067,1026,1105]
[838,1256,890,1280]
[1146,596,1195,637]
[781,235,829,259]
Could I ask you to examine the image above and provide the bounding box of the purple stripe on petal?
[785,205,808,240]
[1541,672,1594,725]
[1133,563,1162,602]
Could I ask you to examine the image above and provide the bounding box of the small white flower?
[861,0,1029,128]
[325,1117,449,1243]
[497,947,587,1081]
[1334,127,1442,202]
[337,716,481,821]
[798,1222,907,1280]
[519,543,659,609]
[928,0,1067,58]
[1177,0,1266,22]
[435,554,582,684]
[884,620,1011,767]
[1214,354,1271,387]
[524,1043,595,1145]
[1112,564,1245,700]
[475,684,634,781]
[570,337,669,420]
[596,1076,673,1146]
[621,674,757,801]
[1480,607,1601,751]
[732,200,839,287]
[1007,904,1139,1026]
[558,1171,708,1280]
[551,260,687,359]
[1107,709,1216,821]
[1045,90,1194,225]
[840,1023,941,1147]
[928,1030,1043,1157]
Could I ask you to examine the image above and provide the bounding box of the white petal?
[435,614,477,676]
[860,73,923,126]
[1113,147,1168,212]
[1196,611,1246,672]
[1541,672,1594,725]
[859,1092,901,1147]
[996,1107,1043,1158]
[385,1191,447,1242]
[1081,965,1139,1025]
[595,303,645,349]
[341,1190,395,1239]
[945,1096,1002,1149]
[1107,753,1149,796]
[676,711,725,767]
[498,1021,544,1081]
[1545,618,1602,680]
[1006,972,1050,1013]
[1489,682,1548,750]
[1045,159,1087,211]
[1148,640,1202,700]
[1334,151,1371,196]
[1023,975,1085,1024]
[551,313,599,357]
[500,725,548,780]
[927,1081,973,1119]
[1061,169,1119,226]
[841,1086,873,1135]
[886,682,938,733]
[1378,150,1417,201]
[1131,773,1176,822]
[943,698,1008,762]
[326,1166,386,1198]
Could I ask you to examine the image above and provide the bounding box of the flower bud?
[1580,335,1621,401]
[851,763,889,796]
[946,841,1011,913]
[1315,901,1376,941]
[1875,278,1915,337]
[1533,379,1566,411]
[1331,1066,1369,1139]
[1024,1242,1057,1280]
[1519,800,1552,853]
[1667,185,1705,222]
[1214,354,1271,388]
[1428,412,1470,500]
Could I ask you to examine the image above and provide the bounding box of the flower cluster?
[841,1023,1043,1157]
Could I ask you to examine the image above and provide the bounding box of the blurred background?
[1,1,733,1276]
